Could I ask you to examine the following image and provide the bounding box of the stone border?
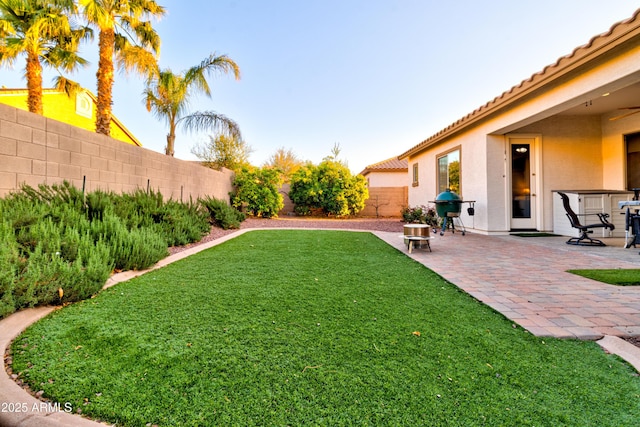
[1,228,640,426]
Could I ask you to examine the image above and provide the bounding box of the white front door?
[508,136,540,230]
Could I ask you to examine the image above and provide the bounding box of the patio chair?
[557,192,615,246]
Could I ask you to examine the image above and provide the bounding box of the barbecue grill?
[431,189,475,235]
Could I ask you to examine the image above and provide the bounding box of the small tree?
[289,159,368,217]
[368,194,389,218]
[231,167,283,218]
[263,147,303,182]
[191,134,253,171]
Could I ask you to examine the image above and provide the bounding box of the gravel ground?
[168,217,406,255]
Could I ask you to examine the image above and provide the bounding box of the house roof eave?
[399,8,640,160]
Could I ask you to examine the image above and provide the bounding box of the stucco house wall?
[359,158,408,217]
[366,170,407,187]
[401,9,640,235]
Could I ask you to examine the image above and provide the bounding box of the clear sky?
[1,1,639,173]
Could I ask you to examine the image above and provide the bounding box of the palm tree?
[78,0,165,136]
[144,53,241,156]
[0,0,91,114]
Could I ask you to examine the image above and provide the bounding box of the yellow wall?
[0,90,139,146]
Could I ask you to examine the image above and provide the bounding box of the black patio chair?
[557,192,615,246]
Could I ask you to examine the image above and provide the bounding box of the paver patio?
[374,231,640,339]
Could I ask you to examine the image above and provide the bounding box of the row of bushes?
[0,182,244,319]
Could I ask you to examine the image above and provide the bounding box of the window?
[412,163,419,187]
[437,148,460,194]
[626,132,640,191]
[75,92,92,118]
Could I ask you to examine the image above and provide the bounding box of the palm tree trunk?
[165,120,177,156]
[96,28,115,136]
[165,133,175,156]
[25,51,43,115]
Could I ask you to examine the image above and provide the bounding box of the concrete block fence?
[358,186,407,217]
[0,104,234,201]
[276,184,406,218]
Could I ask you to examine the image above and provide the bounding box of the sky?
[1,1,639,174]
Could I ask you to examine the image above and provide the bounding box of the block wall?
[358,186,407,218]
[0,104,234,201]
[276,184,406,218]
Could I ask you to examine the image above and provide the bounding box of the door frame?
[506,134,543,230]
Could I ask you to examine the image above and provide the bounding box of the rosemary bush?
[200,196,246,229]
[0,182,213,319]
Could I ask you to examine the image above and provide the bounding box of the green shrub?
[200,196,245,229]
[151,199,211,246]
[289,160,368,216]
[85,189,113,222]
[0,220,20,318]
[112,190,210,246]
[4,216,112,315]
[91,213,168,271]
[17,180,85,209]
[0,181,213,319]
[231,167,284,218]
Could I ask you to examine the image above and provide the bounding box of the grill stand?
[440,212,466,236]
[430,200,475,236]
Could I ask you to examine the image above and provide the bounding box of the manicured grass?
[568,269,640,286]
[10,231,640,426]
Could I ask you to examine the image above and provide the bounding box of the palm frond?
[53,76,82,96]
[180,111,241,139]
[117,44,157,79]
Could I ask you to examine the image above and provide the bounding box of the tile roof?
[359,157,408,175]
[399,8,640,159]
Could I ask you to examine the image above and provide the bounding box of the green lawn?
[10,230,640,426]
[568,268,640,286]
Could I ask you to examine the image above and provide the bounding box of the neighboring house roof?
[0,87,142,147]
[360,157,408,176]
[399,8,640,159]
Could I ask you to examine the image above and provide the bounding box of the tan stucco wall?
[0,104,234,201]
[602,110,640,189]
[514,115,604,231]
[365,170,407,187]
[406,113,637,234]
[404,29,640,234]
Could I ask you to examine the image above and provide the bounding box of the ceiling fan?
[610,106,640,121]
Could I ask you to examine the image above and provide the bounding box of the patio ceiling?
[559,80,640,117]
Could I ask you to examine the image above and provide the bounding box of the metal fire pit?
[403,224,431,253]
